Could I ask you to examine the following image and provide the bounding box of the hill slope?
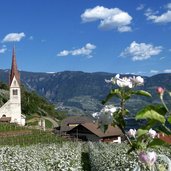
[1,69,171,116]
[0,81,66,120]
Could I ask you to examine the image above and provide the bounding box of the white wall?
[0,76,25,126]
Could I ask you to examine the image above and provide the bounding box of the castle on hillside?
[0,47,25,126]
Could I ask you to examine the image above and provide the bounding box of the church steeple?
[10,47,20,85]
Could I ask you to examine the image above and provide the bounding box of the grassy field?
[26,115,55,129]
[0,123,63,146]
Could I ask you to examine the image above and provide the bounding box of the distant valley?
[1,69,171,117]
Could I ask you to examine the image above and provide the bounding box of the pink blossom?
[156,87,165,95]
[139,151,148,163]
[139,151,157,166]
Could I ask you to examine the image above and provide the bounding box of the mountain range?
[0,69,171,117]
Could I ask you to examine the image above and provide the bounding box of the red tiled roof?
[159,134,171,144]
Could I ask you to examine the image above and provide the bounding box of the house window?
[68,124,78,127]
[13,89,18,95]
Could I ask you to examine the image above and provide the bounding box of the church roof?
[10,47,20,85]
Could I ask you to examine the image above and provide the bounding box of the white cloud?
[137,71,146,74]
[120,41,162,61]
[136,4,145,11]
[164,69,171,73]
[145,4,171,23]
[58,50,69,56]
[117,26,132,32]
[57,43,96,58]
[0,47,7,53]
[2,32,25,42]
[81,6,132,32]
[150,70,159,74]
[165,3,171,9]
[160,57,165,60]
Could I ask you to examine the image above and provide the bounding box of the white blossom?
[101,105,118,114]
[127,129,137,138]
[0,143,82,171]
[105,74,144,88]
[92,112,99,118]
[130,76,144,86]
[98,105,119,125]
[116,76,133,88]
[105,74,120,84]
[148,128,157,138]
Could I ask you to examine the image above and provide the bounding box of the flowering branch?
[99,74,171,170]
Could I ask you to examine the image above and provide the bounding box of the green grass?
[0,130,63,146]
[26,118,54,128]
[81,143,91,171]
[0,123,64,146]
[0,123,26,132]
[45,119,53,128]
[26,121,38,126]
[81,152,91,171]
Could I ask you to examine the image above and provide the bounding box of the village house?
[0,47,25,126]
[54,116,123,142]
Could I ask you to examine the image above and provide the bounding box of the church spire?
[10,46,20,85]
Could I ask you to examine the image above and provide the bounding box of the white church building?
[0,47,25,126]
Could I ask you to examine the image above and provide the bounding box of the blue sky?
[0,0,171,76]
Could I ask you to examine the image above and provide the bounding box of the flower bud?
[156,87,164,95]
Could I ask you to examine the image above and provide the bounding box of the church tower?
[0,47,25,126]
[9,47,22,123]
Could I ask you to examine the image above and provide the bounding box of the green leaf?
[168,115,171,124]
[151,104,167,116]
[127,146,135,154]
[141,120,158,130]
[100,124,108,133]
[137,129,148,137]
[136,105,166,124]
[127,142,139,153]
[132,90,152,97]
[156,125,171,135]
[147,138,167,148]
[113,111,125,128]
[102,89,121,104]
